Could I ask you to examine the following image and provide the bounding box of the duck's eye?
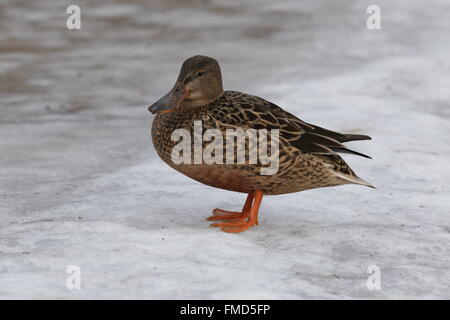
[196,71,204,77]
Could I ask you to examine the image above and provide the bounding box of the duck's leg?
[210,190,264,233]
[207,192,254,221]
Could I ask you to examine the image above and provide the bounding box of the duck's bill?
[148,85,188,114]
[148,91,175,114]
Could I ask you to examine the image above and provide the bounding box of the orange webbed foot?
[206,209,246,221]
[211,219,256,233]
[206,193,254,222]
[208,190,264,233]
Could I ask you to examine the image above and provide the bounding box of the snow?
[1,0,449,299]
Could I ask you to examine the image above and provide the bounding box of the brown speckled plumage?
[148,55,373,232]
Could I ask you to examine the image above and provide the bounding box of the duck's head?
[148,55,223,114]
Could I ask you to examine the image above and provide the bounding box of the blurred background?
[1,0,449,299]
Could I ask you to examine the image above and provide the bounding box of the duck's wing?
[209,91,371,159]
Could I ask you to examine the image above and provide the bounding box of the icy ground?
[1,0,449,299]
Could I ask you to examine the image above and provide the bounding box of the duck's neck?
[180,91,224,109]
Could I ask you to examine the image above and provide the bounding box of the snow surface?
[1,0,449,299]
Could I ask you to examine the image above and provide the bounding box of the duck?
[148,55,373,233]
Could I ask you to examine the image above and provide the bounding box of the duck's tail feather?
[307,123,372,143]
[333,171,375,188]
[337,134,372,143]
[331,147,372,159]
